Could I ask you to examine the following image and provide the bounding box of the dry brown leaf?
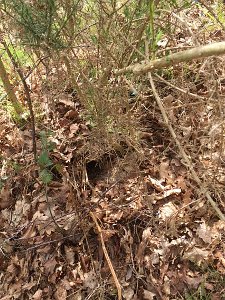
[83,270,98,290]
[185,275,203,289]
[102,229,116,241]
[214,251,225,268]
[181,126,192,138]
[64,109,79,119]
[204,282,214,291]
[44,257,58,275]
[69,124,79,138]
[58,98,76,108]
[22,224,36,240]
[54,283,67,300]
[61,278,72,291]
[159,202,177,220]
[0,237,13,255]
[32,289,43,300]
[196,221,212,244]
[183,247,209,265]
[211,220,225,239]
[103,210,123,223]
[123,287,134,300]
[142,227,152,241]
[159,160,172,181]
[183,189,192,205]
[65,246,75,265]
[211,294,223,300]
[69,291,82,300]
[163,276,170,295]
[0,185,12,209]
[143,289,156,300]
[125,267,133,281]
[163,94,174,107]
[13,199,31,225]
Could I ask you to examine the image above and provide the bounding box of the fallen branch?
[90,212,122,300]
[115,41,225,75]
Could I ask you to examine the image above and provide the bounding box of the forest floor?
[1,5,225,300]
[1,67,225,300]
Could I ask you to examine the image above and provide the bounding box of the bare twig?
[22,235,73,252]
[90,212,122,300]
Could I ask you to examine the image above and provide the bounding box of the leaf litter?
[1,86,225,300]
[1,18,225,300]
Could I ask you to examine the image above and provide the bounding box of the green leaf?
[38,151,53,168]
[39,169,53,184]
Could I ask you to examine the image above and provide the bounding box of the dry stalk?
[90,212,122,300]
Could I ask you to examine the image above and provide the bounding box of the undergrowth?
[0,1,225,299]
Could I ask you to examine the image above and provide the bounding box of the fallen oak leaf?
[183,247,209,265]
[64,109,79,119]
[196,220,212,244]
[159,202,178,220]
[185,274,203,289]
[159,160,171,181]
[69,124,79,138]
